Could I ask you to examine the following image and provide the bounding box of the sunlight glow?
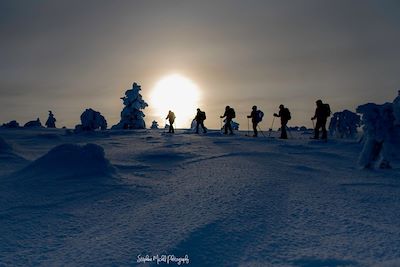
[149,74,201,128]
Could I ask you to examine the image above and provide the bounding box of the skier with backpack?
[166,110,176,133]
[311,99,331,140]
[220,105,236,135]
[247,105,264,137]
[194,108,207,134]
[274,104,291,139]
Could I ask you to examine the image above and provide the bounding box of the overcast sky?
[1,0,399,129]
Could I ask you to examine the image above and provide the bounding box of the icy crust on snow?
[17,143,114,180]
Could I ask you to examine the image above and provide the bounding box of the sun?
[149,74,201,128]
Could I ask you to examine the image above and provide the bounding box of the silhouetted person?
[45,110,56,128]
[194,108,207,134]
[220,105,235,135]
[311,99,331,140]
[166,110,176,133]
[274,104,291,139]
[247,105,261,137]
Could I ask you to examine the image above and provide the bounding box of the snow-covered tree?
[45,111,57,128]
[356,102,395,169]
[329,110,360,138]
[112,82,148,129]
[393,90,400,126]
[2,120,19,128]
[24,118,43,128]
[75,108,107,132]
[150,121,159,129]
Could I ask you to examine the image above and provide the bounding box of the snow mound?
[0,136,28,176]
[18,143,114,180]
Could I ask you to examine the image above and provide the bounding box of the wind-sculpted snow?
[0,136,12,152]
[0,136,27,175]
[0,128,399,266]
[17,143,114,180]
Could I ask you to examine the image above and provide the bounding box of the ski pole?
[247,118,250,136]
[220,117,223,133]
[268,116,275,137]
[258,125,267,138]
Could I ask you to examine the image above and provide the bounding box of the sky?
[1,0,400,129]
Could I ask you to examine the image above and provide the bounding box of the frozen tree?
[2,120,20,128]
[45,111,57,128]
[112,82,148,129]
[356,103,395,169]
[393,90,400,126]
[150,121,159,129]
[75,108,107,132]
[24,118,43,128]
[329,110,360,138]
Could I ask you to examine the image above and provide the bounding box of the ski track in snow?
[0,129,399,267]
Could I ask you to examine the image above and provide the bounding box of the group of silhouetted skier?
[165,99,331,140]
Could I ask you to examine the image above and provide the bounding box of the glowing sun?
[149,74,201,128]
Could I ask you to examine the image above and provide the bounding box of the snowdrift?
[0,136,27,169]
[1,143,116,209]
[16,143,114,181]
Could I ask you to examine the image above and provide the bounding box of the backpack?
[201,111,206,120]
[285,108,291,120]
[324,104,331,117]
[256,110,264,123]
[230,108,236,118]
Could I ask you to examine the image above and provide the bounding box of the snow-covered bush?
[2,120,20,128]
[150,121,159,129]
[220,120,240,131]
[75,108,107,132]
[24,118,43,128]
[329,110,361,138]
[231,121,239,131]
[112,82,148,129]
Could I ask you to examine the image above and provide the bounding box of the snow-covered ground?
[0,128,399,267]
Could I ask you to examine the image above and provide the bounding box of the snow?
[0,128,399,266]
